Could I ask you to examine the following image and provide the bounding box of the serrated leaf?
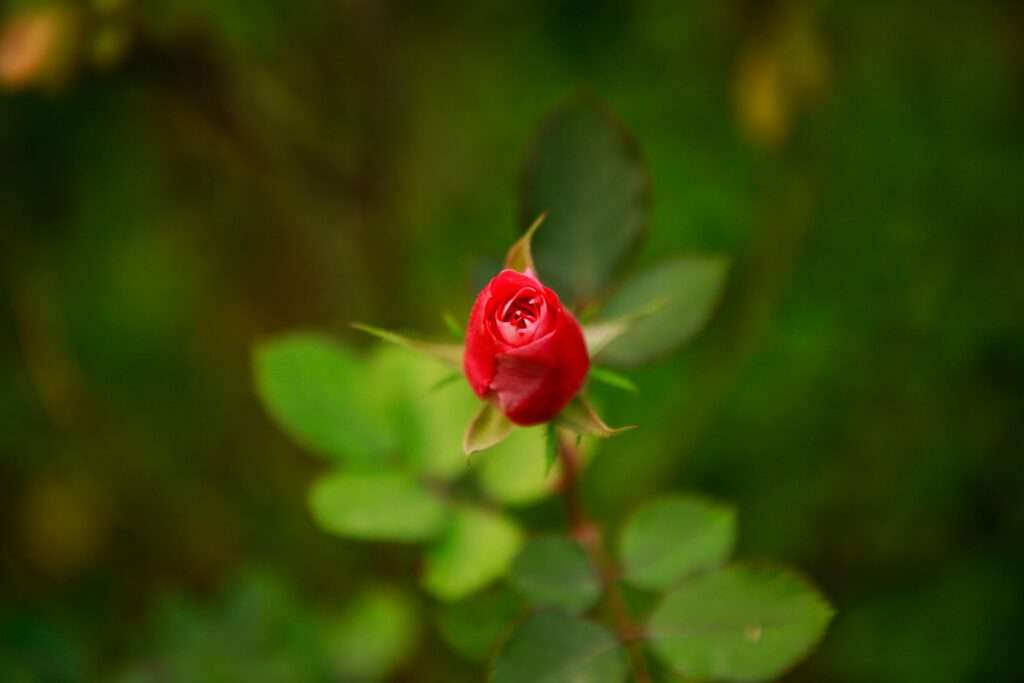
[254,333,395,464]
[309,472,447,542]
[436,586,523,663]
[596,256,729,367]
[647,566,834,682]
[505,212,547,275]
[588,366,639,393]
[520,97,650,305]
[464,402,516,455]
[619,495,736,590]
[423,505,523,601]
[325,586,419,680]
[492,611,627,683]
[509,536,602,614]
[352,323,463,368]
[556,396,634,437]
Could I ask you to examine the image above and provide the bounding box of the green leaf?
[254,333,395,464]
[492,611,628,683]
[647,566,834,682]
[505,212,547,274]
[352,322,463,368]
[520,97,650,305]
[588,366,639,393]
[325,586,419,680]
[476,425,563,505]
[423,505,523,601]
[464,402,516,455]
[509,536,602,614]
[365,346,478,481]
[436,586,523,662]
[121,571,326,682]
[309,472,447,542]
[556,396,634,437]
[619,495,736,590]
[596,256,729,367]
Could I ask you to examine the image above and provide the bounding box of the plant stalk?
[557,434,651,683]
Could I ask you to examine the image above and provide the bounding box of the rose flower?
[464,269,589,425]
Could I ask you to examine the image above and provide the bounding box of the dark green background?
[2,1,1021,681]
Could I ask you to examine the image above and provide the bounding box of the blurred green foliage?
[1,0,1022,681]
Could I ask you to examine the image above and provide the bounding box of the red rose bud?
[464,269,589,425]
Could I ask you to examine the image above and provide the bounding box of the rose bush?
[257,97,834,683]
[464,269,589,425]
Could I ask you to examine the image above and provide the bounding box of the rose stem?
[557,434,651,683]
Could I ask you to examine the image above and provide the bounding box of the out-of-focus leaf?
[0,611,86,683]
[476,425,562,505]
[366,347,477,481]
[254,333,395,465]
[308,472,447,542]
[492,611,627,683]
[588,366,639,393]
[436,586,523,663]
[557,396,634,437]
[464,402,516,455]
[827,561,1020,683]
[352,323,463,368]
[423,505,523,601]
[596,256,729,367]
[520,97,650,305]
[509,536,601,614]
[505,212,546,274]
[647,566,834,682]
[325,586,419,681]
[619,495,736,590]
[117,571,328,683]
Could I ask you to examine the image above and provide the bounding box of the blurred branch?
[9,270,91,431]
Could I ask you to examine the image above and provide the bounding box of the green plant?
[254,96,832,682]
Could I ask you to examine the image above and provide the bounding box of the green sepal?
[583,298,665,358]
[543,422,559,474]
[428,372,464,394]
[463,402,516,455]
[588,366,638,393]
[556,396,635,437]
[504,212,547,275]
[352,323,463,368]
